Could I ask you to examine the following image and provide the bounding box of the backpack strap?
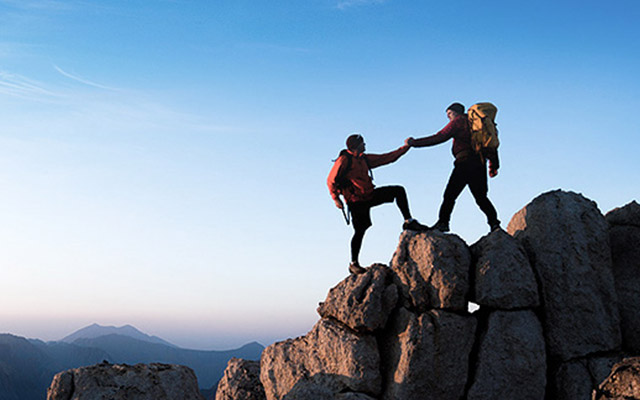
[334,149,374,190]
[334,149,353,188]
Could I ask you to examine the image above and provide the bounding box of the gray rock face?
[281,383,377,400]
[507,190,621,361]
[259,318,380,400]
[380,308,477,400]
[216,358,265,400]
[391,230,471,312]
[594,357,640,400]
[606,203,640,353]
[605,200,640,227]
[317,263,397,333]
[553,360,593,400]
[467,310,546,400]
[471,230,539,309]
[47,362,205,400]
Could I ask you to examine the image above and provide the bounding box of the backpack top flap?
[468,102,499,151]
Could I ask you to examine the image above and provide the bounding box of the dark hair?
[446,102,465,115]
[346,134,364,150]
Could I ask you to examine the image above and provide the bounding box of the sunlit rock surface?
[259,318,380,400]
[215,358,265,400]
[317,263,397,333]
[47,362,204,400]
[391,230,471,312]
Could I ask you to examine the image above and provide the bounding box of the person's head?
[446,102,465,121]
[346,133,366,153]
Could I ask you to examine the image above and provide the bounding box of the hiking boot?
[349,261,366,274]
[403,219,430,231]
[490,221,501,232]
[432,220,450,233]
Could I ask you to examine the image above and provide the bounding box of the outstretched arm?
[407,131,451,148]
[407,119,457,148]
[366,144,410,168]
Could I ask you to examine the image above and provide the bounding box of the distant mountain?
[0,334,108,400]
[0,328,264,400]
[61,323,176,347]
[71,334,264,389]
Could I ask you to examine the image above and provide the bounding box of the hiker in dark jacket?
[327,133,427,274]
[406,102,501,233]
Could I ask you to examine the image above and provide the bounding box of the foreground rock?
[551,355,623,400]
[380,308,476,400]
[605,200,640,227]
[593,357,640,399]
[317,263,397,333]
[260,318,380,400]
[606,201,640,353]
[507,190,621,361]
[391,230,471,312]
[471,230,539,309]
[47,362,204,400]
[467,310,546,400]
[216,358,265,400]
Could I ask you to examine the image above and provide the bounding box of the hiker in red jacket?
[406,102,501,233]
[328,133,428,274]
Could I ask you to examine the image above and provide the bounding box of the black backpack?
[333,149,373,195]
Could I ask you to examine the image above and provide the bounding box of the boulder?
[317,263,397,333]
[552,360,593,400]
[391,230,471,312]
[605,200,640,227]
[606,203,640,353]
[470,230,539,309]
[215,358,265,400]
[380,308,476,400]
[588,354,625,389]
[260,318,380,400]
[467,310,546,400]
[47,362,205,400]
[507,190,621,361]
[594,357,640,400]
[281,382,377,400]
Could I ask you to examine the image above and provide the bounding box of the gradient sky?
[1,0,639,350]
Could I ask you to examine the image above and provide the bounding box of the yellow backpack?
[468,102,499,154]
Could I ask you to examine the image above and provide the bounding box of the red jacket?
[412,114,471,157]
[327,146,409,204]
[413,114,499,170]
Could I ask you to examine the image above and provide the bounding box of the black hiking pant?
[348,186,412,263]
[438,155,499,227]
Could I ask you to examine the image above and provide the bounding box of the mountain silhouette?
[61,323,177,347]
[0,326,263,400]
[71,334,263,388]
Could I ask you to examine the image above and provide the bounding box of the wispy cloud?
[0,0,76,11]
[53,65,121,91]
[336,0,388,10]
[0,70,60,101]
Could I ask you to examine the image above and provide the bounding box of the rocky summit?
[46,190,640,400]
[217,190,640,400]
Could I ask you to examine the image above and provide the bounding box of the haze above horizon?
[1,1,638,350]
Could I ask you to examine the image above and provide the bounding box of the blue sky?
[1,0,639,350]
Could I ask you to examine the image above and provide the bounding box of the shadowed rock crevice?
[462,307,490,398]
